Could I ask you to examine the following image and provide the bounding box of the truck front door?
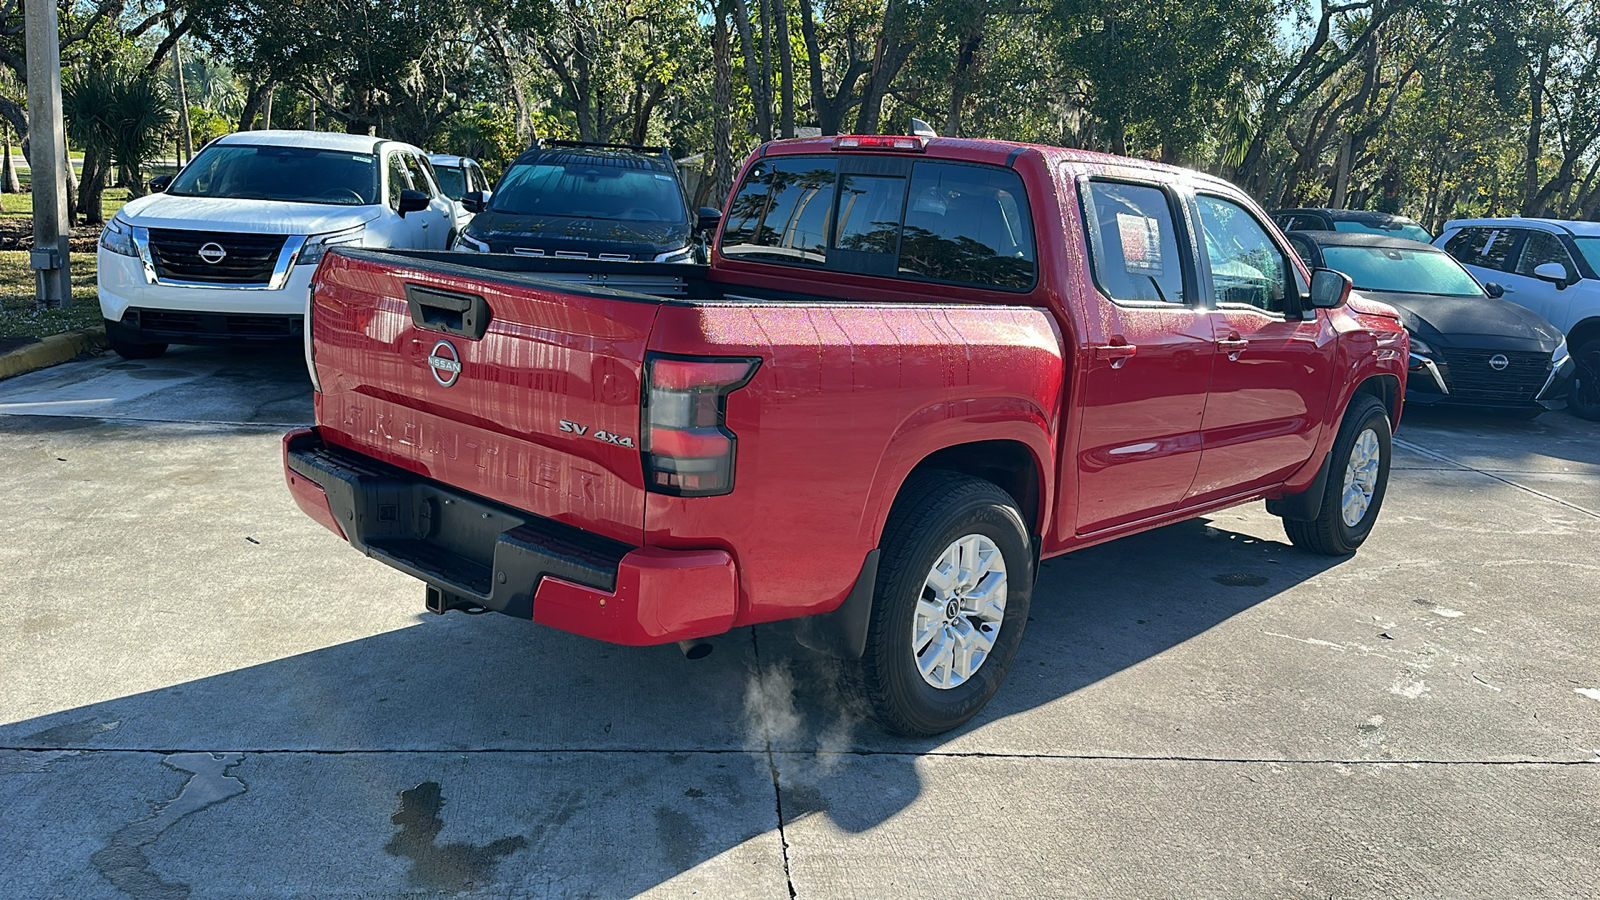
[1185,192,1337,503]
[1072,177,1214,534]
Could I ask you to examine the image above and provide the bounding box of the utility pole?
[25,0,71,308]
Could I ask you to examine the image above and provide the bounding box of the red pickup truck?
[284,136,1408,735]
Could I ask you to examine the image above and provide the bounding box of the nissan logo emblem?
[1488,354,1510,371]
[427,340,462,387]
[198,242,227,264]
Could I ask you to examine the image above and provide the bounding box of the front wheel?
[1283,394,1392,556]
[1569,339,1600,422]
[858,472,1033,737]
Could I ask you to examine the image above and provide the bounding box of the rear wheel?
[1569,338,1600,422]
[858,471,1033,737]
[104,319,167,360]
[1283,394,1392,556]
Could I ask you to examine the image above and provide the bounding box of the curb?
[0,326,108,380]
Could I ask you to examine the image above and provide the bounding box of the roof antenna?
[909,118,937,139]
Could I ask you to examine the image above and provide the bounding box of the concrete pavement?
[0,347,1596,898]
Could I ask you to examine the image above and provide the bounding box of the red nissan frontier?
[283,136,1408,735]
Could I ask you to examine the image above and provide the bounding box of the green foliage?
[439,104,523,180]
[62,63,177,184]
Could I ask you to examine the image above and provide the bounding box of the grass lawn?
[0,187,128,340]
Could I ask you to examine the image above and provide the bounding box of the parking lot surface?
[2,346,1597,898]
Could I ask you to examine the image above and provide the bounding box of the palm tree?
[64,64,177,224]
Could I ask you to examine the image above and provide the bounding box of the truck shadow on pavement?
[1,516,1340,897]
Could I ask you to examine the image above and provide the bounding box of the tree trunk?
[78,147,108,226]
[308,97,317,131]
[172,33,194,161]
[1331,131,1353,208]
[855,0,916,135]
[262,86,274,130]
[732,0,771,141]
[943,21,984,137]
[64,146,79,225]
[773,0,794,138]
[712,13,735,208]
[1,123,19,193]
[237,81,273,131]
[1522,44,1547,213]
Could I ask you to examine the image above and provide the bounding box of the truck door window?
[1195,195,1289,314]
[386,153,411,209]
[900,162,1036,290]
[403,153,436,197]
[1081,181,1188,305]
[721,158,838,266]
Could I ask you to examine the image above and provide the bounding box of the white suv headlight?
[99,216,137,257]
[296,224,366,267]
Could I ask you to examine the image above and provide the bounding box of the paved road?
[2,347,1597,898]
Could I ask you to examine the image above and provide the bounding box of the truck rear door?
[309,250,658,546]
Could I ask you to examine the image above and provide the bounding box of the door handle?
[1217,337,1248,360]
[1093,344,1137,368]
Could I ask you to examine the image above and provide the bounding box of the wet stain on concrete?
[24,716,120,745]
[384,781,528,893]
[20,614,72,636]
[90,752,247,900]
[652,806,704,873]
[0,749,78,775]
[1213,573,1270,587]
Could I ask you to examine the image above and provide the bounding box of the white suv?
[98,130,455,359]
[1436,218,1600,419]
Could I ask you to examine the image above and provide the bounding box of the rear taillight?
[642,354,760,497]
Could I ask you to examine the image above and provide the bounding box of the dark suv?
[452,140,717,262]
[1272,208,1432,243]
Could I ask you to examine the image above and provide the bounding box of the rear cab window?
[719,155,1036,291]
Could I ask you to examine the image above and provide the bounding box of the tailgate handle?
[404,283,492,340]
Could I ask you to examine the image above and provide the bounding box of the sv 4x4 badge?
[559,419,635,448]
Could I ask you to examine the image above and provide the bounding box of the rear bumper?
[282,427,738,645]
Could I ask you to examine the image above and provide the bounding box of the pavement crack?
[89,752,247,900]
[750,628,799,900]
[8,745,1597,768]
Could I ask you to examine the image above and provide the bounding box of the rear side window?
[722,158,838,266]
[719,156,1037,291]
[1443,227,1517,272]
[1081,181,1187,305]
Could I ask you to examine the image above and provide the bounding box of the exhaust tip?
[677,639,713,660]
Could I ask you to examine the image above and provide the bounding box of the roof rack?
[537,139,670,156]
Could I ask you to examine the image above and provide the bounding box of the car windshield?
[1333,219,1433,243]
[1572,237,1600,274]
[488,155,686,223]
[1321,245,1484,297]
[433,166,467,200]
[166,144,379,205]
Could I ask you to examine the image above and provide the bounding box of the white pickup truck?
[97,130,455,359]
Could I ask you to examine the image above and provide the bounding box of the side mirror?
[1308,268,1352,310]
[1532,262,1569,288]
[397,189,429,217]
[462,190,489,214]
[148,174,174,193]
[1483,282,1505,299]
[697,206,723,234]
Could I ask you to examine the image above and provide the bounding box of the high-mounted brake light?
[832,135,927,152]
[642,354,761,497]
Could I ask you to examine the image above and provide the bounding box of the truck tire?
[1283,394,1391,556]
[858,471,1033,737]
[105,320,168,360]
[1569,338,1600,422]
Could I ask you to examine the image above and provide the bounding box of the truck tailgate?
[310,250,658,546]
